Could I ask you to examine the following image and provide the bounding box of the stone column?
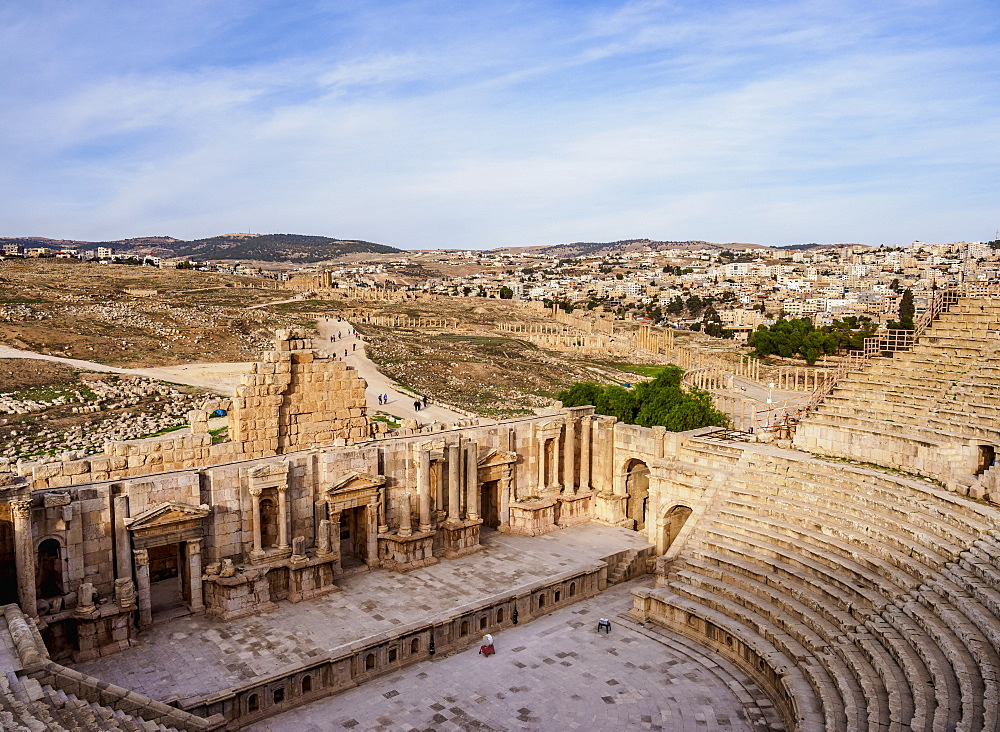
[563,418,576,492]
[551,430,561,491]
[113,495,133,583]
[398,493,413,537]
[186,538,204,612]
[448,443,461,521]
[249,487,263,555]
[277,485,290,549]
[11,500,36,617]
[580,416,592,492]
[317,519,332,554]
[133,548,152,628]
[499,469,512,526]
[366,501,379,568]
[378,488,389,535]
[466,442,480,521]
[537,434,547,491]
[327,507,342,560]
[434,461,445,516]
[417,451,432,532]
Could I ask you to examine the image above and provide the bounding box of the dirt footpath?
[315,317,465,423]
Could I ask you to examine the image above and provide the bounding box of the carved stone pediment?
[247,462,289,481]
[325,472,384,511]
[414,439,446,452]
[536,419,564,434]
[124,502,210,532]
[478,449,517,468]
[327,472,385,495]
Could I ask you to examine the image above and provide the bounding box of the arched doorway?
[36,538,64,598]
[624,459,650,531]
[663,505,693,552]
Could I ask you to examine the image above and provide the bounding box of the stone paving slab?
[71,524,651,702]
[245,579,781,732]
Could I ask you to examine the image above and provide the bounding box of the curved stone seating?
[634,441,1000,732]
[793,297,1000,485]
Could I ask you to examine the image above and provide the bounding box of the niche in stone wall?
[36,538,64,598]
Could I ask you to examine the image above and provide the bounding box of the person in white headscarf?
[480,633,495,656]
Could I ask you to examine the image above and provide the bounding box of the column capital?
[133,548,149,566]
[248,486,263,497]
[276,483,288,493]
[186,537,203,552]
[10,499,31,520]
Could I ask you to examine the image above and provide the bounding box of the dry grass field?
[0,259,300,366]
[0,260,678,420]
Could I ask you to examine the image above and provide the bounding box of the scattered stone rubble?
[0,376,204,460]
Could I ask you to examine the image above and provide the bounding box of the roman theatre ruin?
[2,295,1000,731]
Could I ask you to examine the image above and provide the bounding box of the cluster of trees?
[557,366,729,431]
[748,316,878,365]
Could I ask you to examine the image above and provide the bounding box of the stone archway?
[662,505,693,552]
[36,538,64,598]
[624,459,650,531]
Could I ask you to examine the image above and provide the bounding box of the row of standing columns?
[413,441,480,533]
[536,416,596,494]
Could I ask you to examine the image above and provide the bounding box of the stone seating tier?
[737,459,987,545]
[641,440,1000,732]
[0,674,183,732]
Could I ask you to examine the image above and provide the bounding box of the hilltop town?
[6,235,998,340]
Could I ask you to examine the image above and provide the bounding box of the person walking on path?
[479,634,495,656]
[413,400,421,411]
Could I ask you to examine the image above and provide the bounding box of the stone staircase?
[0,671,184,732]
[631,441,1000,732]
[604,545,655,586]
[608,549,641,585]
[0,604,222,732]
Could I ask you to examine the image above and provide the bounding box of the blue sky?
[1,0,998,249]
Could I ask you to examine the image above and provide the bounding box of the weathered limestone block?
[502,498,558,537]
[378,530,438,572]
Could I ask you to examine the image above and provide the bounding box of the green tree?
[498,286,514,299]
[556,366,728,432]
[898,288,915,330]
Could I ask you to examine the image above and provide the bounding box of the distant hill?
[0,233,402,262]
[494,239,772,257]
[169,233,400,262]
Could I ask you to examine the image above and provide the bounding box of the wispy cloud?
[0,0,998,247]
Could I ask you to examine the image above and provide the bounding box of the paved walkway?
[245,578,780,732]
[72,524,651,702]
[315,317,465,423]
